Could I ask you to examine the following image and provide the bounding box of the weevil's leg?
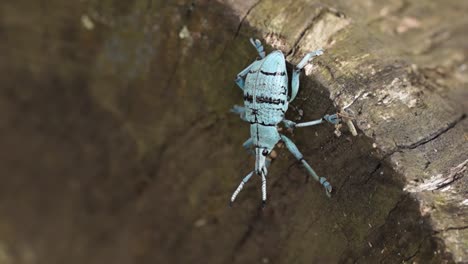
[242,138,253,149]
[230,171,255,204]
[290,49,324,102]
[242,138,255,155]
[296,49,324,69]
[279,134,332,197]
[282,114,340,128]
[235,61,257,90]
[250,38,265,58]
[295,118,323,127]
[282,119,297,128]
[230,105,248,121]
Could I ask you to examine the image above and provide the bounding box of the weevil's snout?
[255,148,270,175]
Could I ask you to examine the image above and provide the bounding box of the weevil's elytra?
[230,38,342,206]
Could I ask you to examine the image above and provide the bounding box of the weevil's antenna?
[261,171,267,207]
[230,171,254,205]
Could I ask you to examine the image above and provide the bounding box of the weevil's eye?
[262,149,269,156]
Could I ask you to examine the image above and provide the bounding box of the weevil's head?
[251,125,280,175]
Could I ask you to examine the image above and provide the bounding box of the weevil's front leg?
[280,134,332,197]
[289,49,324,102]
[230,105,248,121]
[250,38,265,58]
[282,114,340,128]
[234,38,266,90]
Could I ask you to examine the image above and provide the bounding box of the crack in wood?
[396,114,466,150]
[233,0,262,39]
[439,225,468,232]
[374,193,409,233]
[287,6,343,57]
[228,204,264,263]
[402,233,430,262]
[432,225,468,236]
[363,162,383,184]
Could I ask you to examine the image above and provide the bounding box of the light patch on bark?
[297,12,350,52]
[375,78,420,109]
[404,159,467,192]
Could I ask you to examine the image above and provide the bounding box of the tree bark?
[0,0,466,263]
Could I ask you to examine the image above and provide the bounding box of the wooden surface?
[0,0,466,263]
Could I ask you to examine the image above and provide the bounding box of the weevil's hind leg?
[290,49,324,102]
[230,105,248,121]
[230,171,254,205]
[250,38,265,58]
[280,134,332,197]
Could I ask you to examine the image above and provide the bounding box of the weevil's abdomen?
[243,51,289,126]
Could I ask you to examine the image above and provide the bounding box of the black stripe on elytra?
[249,107,285,114]
[272,108,286,114]
[256,95,285,105]
[260,70,286,76]
[250,121,276,127]
[243,93,253,103]
[280,85,287,95]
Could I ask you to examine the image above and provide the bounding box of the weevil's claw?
[262,200,267,208]
[324,114,341,125]
[320,177,333,198]
[229,201,233,207]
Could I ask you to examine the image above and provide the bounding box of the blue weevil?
[230,38,341,206]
